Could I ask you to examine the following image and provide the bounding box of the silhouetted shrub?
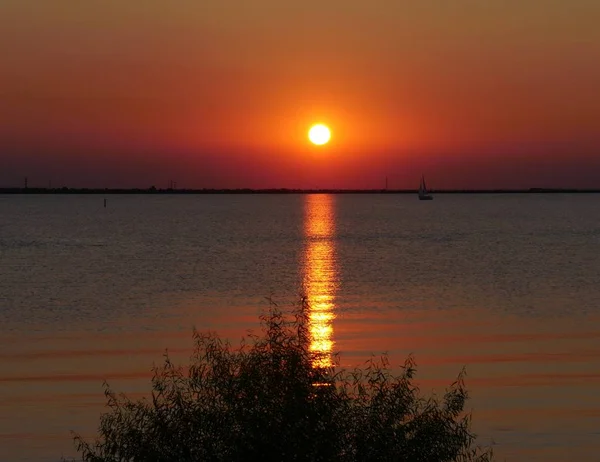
[71,298,493,461]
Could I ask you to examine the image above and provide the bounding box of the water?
[1,193,600,461]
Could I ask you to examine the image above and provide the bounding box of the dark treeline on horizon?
[1,187,599,195]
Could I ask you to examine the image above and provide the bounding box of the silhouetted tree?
[70,299,493,462]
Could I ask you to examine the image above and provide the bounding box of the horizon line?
[1,187,600,195]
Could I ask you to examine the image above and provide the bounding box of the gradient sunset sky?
[1,1,599,189]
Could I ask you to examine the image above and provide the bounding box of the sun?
[308,124,331,146]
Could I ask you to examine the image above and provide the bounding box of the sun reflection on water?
[303,195,337,368]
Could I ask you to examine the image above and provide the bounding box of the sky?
[1,0,599,189]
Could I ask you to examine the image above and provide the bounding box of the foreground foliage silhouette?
[72,299,493,461]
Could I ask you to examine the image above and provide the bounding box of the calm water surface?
[1,194,600,461]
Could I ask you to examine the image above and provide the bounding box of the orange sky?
[1,1,599,188]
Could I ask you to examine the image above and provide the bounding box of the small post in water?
[104,198,107,208]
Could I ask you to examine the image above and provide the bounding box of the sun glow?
[308,124,331,146]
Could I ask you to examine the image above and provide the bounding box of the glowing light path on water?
[303,194,337,368]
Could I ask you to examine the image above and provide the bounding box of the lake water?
[1,193,600,461]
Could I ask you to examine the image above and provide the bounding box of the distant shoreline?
[1,187,599,195]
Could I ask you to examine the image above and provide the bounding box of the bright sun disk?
[308,124,331,145]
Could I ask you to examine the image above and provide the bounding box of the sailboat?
[418,175,433,200]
